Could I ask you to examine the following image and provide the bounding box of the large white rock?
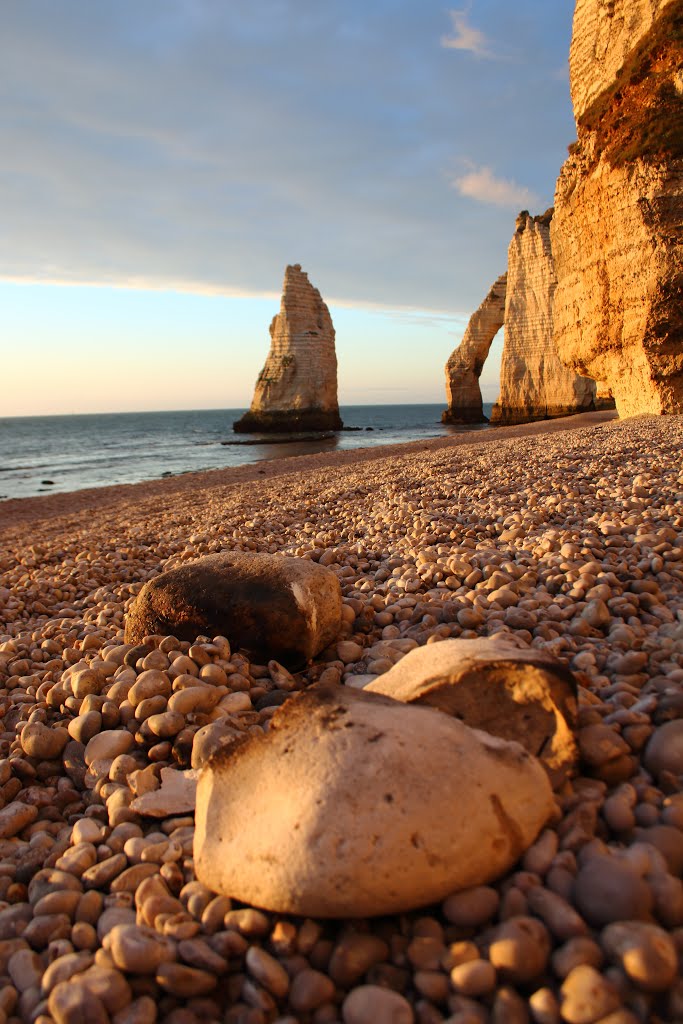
[365,637,578,788]
[194,683,554,917]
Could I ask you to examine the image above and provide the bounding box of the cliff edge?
[551,0,683,417]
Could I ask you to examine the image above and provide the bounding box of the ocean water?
[0,404,494,502]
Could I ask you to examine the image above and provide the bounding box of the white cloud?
[441,8,492,58]
[452,165,540,209]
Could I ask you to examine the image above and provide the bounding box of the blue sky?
[0,1,575,416]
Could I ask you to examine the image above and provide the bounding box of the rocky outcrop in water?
[234,264,343,433]
[442,274,507,424]
[551,0,683,417]
[490,211,596,425]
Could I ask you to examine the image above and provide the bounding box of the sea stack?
[551,0,683,417]
[442,273,507,424]
[234,264,343,433]
[490,210,596,425]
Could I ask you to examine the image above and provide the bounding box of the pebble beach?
[0,409,682,1024]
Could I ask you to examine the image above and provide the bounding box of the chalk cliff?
[442,274,507,424]
[490,211,596,425]
[234,265,343,433]
[551,0,683,417]
[568,0,679,124]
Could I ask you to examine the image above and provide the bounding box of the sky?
[0,1,576,416]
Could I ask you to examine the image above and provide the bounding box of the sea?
[0,404,495,503]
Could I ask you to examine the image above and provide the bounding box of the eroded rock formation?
[490,211,596,425]
[441,274,507,424]
[234,264,343,432]
[551,0,683,417]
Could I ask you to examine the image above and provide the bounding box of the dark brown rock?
[124,552,342,669]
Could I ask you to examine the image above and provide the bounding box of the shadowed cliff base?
[490,401,606,426]
[441,406,489,425]
[233,409,343,434]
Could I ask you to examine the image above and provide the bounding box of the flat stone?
[125,551,342,669]
[194,682,554,917]
[365,636,578,787]
[130,768,199,817]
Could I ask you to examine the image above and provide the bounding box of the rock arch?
[443,210,599,426]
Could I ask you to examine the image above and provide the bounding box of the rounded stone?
[644,720,683,781]
[559,964,621,1024]
[288,968,335,1012]
[342,984,414,1024]
[487,916,551,984]
[328,932,390,986]
[449,958,496,996]
[125,551,343,669]
[84,730,135,766]
[20,722,69,759]
[442,885,500,928]
[601,921,678,992]
[573,856,652,927]
[106,923,176,974]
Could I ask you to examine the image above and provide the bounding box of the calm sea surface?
[0,404,494,502]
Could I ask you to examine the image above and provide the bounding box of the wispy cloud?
[441,8,492,58]
[451,165,540,209]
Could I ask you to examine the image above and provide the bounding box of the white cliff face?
[552,0,683,417]
[569,0,678,123]
[235,264,342,432]
[553,155,683,417]
[442,274,507,424]
[490,212,596,425]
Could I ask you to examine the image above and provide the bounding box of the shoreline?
[0,409,617,533]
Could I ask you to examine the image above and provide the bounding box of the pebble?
[601,921,678,992]
[442,885,500,927]
[84,731,135,765]
[0,802,38,839]
[487,916,551,984]
[155,961,217,996]
[558,964,621,1024]
[342,984,414,1024]
[245,945,290,997]
[289,968,335,1012]
[450,958,497,996]
[328,932,389,985]
[643,720,683,780]
[106,922,177,972]
[573,855,653,926]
